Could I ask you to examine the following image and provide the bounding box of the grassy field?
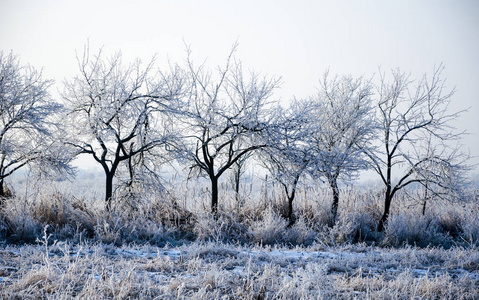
[0,174,478,298]
[1,238,478,299]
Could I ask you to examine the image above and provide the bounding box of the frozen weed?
[1,241,479,299]
[248,207,288,245]
[283,217,317,246]
[460,205,479,246]
[193,211,248,243]
[1,174,478,249]
[383,212,451,247]
[319,210,377,246]
[1,195,42,243]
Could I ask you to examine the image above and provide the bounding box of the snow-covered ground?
[1,241,478,299]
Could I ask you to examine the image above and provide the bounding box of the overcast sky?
[1,0,478,174]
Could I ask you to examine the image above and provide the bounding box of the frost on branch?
[259,99,313,224]
[0,51,73,198]
[62,45,184,209]
[364,66,471,231]
[306,72,375,225]
[174,44,281,213]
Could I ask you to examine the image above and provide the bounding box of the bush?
[1,174,477,249]
[283,217,316,246]
[319,210,377,245]
[1,196,42,243]
[460,207,479,246]
[193,211,247,243]
[382,212,452,247]
[248,207,288,245]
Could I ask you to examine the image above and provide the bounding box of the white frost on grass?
[108,244,479,280]
[1,242,478,299]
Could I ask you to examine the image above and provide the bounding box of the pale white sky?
[1,0,478,174]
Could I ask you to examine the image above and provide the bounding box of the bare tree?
[307,72,374,225]
[176,45,280,213]
[63,46,183,210]
[229,144,252,206]
[0,51,73,198]
[260,100,312,224]
[412,132,471,215]
[365,66,469,231]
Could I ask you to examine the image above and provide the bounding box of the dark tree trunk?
[422,183,428,216]
[378,157,393,232]
[286,180,296,225]
[105,172,114,211]
[211,176,219,214]
[283,175,299,227]
[287,194,295,227]
[378,186,392,232]
[0,179,4,198]
[0,179,4,207]
[287,196,294,221]
[127,151,135,193]
[234,168,241,204]
[330,178,339,226]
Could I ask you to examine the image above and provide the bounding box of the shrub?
[382,212,452,247]
[1,195,42,243]
[320,210,377,245]
[460,207,479,246]
[283,217,316,246]
[248,207,288,245]
[193,211,248,243]
[1,172,477,249]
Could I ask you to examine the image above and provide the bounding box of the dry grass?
[0,174,478,297]
[1,174,479,248]
[0,238,478,299]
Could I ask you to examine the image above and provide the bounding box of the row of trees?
[0,45,471,230]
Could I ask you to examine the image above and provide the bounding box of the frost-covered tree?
[0,51,72,198]
[229,143,252,206]
[365,66,469,231]
[63,46,183,210]
[413,133,471,215]
[176,45,280,213]
[260,100,312,224]
[307,72,374,225]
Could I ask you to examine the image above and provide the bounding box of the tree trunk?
[422,183,428,216]
[211,176,219,214]
[105,172,114,211]
[233,167,241,204]
[287,194,295,227]
[284,175,299,227]
[287,196,293,220]
[286,180,296,226]
[0,179,4,207]
[378,186,392,232]
[0,179,4,198]
[378,158,393,232]
[330,178,339,226]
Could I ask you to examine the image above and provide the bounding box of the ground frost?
[1,242,478,299]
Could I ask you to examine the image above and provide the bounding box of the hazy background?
[1,0,478,178]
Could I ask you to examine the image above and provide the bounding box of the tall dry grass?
[1,237,478,299]
[0,173,478,248]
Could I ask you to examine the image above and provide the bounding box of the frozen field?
[2,174,478,298]
[1,240,478,299]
